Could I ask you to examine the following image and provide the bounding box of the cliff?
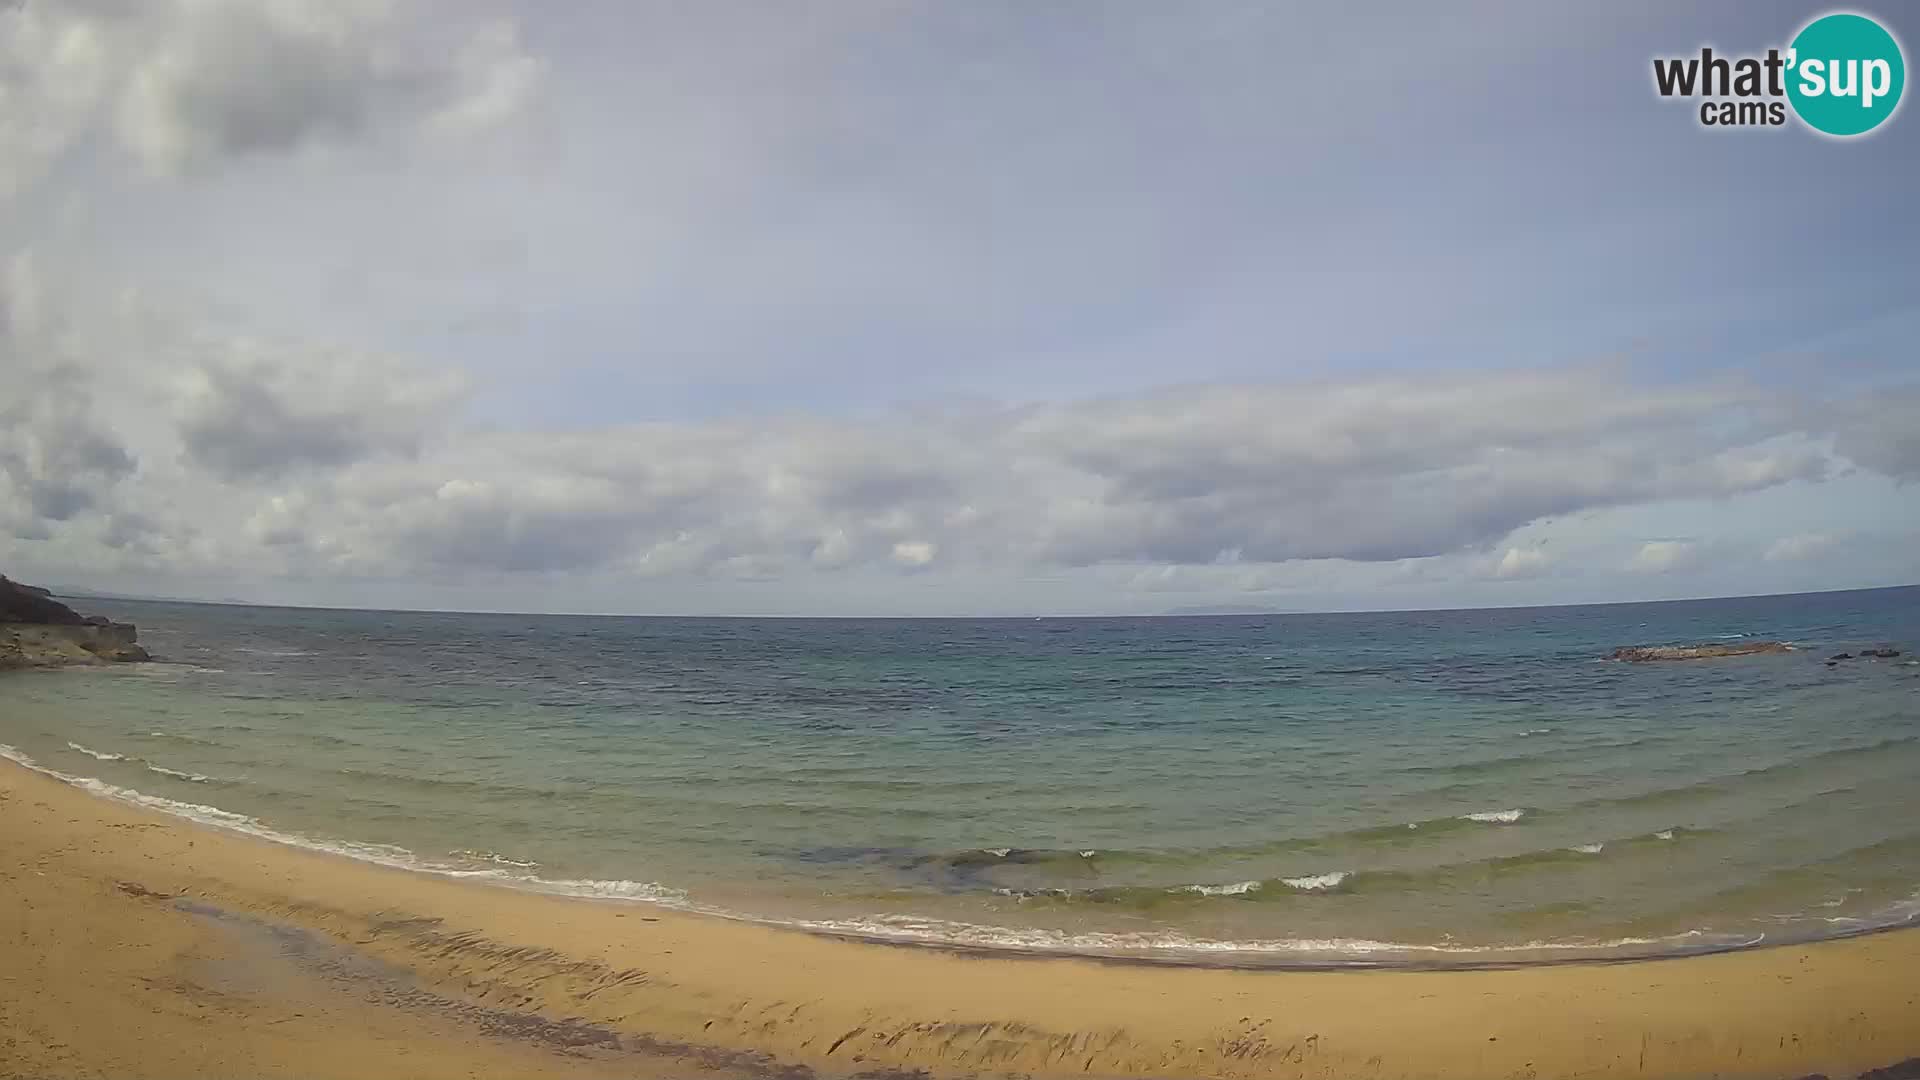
[0,575,151,669]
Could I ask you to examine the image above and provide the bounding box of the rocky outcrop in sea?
[1606,642,1794,661]
[0,575,150,669]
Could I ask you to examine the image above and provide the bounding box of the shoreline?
[5,755,1920,1078]
[13,734,1919,974]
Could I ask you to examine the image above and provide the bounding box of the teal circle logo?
[1787,13,1905,136]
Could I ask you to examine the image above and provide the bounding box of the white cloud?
[175,346,467,480]
[1764,532,1840,562]
[1626,540,1702,575]
[3,261,1917,601]
[1485,546,1553,580]
[1825,389,1920,483]
[0,253,136,531]
[891,540,938,568]
[0,0,539,193]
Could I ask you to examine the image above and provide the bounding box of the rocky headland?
[0,575,150,669]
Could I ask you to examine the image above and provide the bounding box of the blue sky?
[1,1,1915,615]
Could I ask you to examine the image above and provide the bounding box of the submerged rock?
[0,575,150,669]
[1607,642,1795,662]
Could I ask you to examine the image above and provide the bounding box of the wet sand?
[3,757,1918,1080]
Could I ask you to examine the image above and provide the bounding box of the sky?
[1,0,1916,616]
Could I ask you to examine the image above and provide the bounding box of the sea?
[3,586,1917,968]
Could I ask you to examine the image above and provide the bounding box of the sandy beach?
[1,757,1916,1080]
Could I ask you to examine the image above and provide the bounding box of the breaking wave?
[66,741,125,761]
[64,740,224,784]
[3,737,1920,968]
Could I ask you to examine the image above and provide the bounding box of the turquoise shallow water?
[3,587,1917,966]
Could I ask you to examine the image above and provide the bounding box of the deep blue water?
[3,586,1916,965]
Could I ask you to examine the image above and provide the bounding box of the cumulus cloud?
[1483,546,1553,581]
[4,265,1918,594]
[176,348,466,480]
[1008,374,1826,566]
[0,254,137,534]
[1626,540,1703,575]
[0,0,538,191]
[1826,388,1920,484]
[891,540,938,569]
[1764,532,1841,562]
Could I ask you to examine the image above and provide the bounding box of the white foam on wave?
[10,742,1911,969]
[1179,880,1262,897]
[66,741,125,761]
[763,912,1752,962]
[984,847,1011,858]
[145,763,214,783]
[1281,871,1350,891]
[451,849,540,870]
[64,740,224,783]
[1654,829,1676,840]
[0,743,682,907]
[1463,809,1526,824]
[1570,843,1606,854]
[1519,728,1553,736]
[523,878,688,902]
[146,731,218,746]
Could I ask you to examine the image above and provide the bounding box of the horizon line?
[52,581,1919,623]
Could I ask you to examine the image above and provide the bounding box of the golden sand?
[3,757,1917,1080]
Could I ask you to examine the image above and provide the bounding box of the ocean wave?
[145,764,214,783]
[66,741,126,761]
[146,731,221,746]
[1178,880,1262,896]
[1280,870,1350,891]
[884,796,1737,884]
[762,912,1771,965]
[64,740,228,783]
[518,878,686,902]
[8,739,1917,968]
[451,848,540,870]
[1004,872,1353,902]
[942,831,1720,907]
[905,846,1092,872]
[0,743,675,905]
[1555,738,1920,823]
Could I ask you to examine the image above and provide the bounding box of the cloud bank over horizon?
[2,1,1916,615]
